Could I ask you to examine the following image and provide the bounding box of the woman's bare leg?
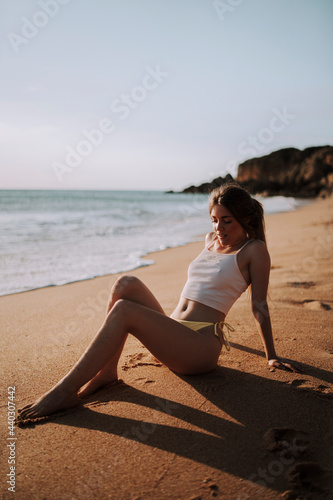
[78,276,165,397]
[19,286,221,420]
[19,276,165,416]
[106,276,165,316]
[76,337,126,398]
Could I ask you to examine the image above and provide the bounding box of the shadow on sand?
[21,359,332,496]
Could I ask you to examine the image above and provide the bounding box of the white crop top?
[181,240,250,315]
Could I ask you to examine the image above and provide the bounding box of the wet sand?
[1,196,332,499]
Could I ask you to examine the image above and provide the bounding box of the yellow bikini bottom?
[170,316,233,350]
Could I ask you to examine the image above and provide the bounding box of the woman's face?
[210,204,247,247]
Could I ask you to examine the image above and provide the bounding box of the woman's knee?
[112,275,142,297]
[107,298,136,325]
[107,276,141,310]
[110,297,128,312]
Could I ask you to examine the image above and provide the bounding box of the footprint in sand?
[290,380,333,399]
[263,428,310,456]
[122,352,162,371]
[317,384,331,392]
[289,379,307,387]
[287,281,317,289]
[284,379,333,398]
[134,378,156,384]
[284,461,332,499]
[289,299,332,311]
[302,300,331,311]
[313,385,333,399]
[202,478,219,497]
[122,352,147,370]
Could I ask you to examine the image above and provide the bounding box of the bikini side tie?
[215,321,235,351]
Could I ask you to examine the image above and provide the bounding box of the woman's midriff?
[171,297,226,324]
[171,299,231,351]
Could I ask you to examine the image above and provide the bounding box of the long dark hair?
[208,182,266,244]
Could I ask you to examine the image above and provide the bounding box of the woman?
[19,183,299,421]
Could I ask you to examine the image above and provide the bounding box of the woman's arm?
[249,241,301,372]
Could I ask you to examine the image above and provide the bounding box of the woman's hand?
[268,357,302,373]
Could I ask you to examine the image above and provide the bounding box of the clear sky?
[1,0,332,191]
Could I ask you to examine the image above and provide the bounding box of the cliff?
[182,174,234,194]
[237,146,333,197]
[181,146,333,197]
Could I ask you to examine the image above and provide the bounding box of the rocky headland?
[181,145,333,197]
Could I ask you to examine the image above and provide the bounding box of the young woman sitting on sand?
[19,183,299,421]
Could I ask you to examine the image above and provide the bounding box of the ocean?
[0,189,302,296]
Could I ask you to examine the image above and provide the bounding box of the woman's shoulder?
[245,239,267,251]
[244,239,270,266]
[205,232,216,247]
[241,239,270,260]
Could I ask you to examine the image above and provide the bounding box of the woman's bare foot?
[78,369,118,398]
[18,384,79,420]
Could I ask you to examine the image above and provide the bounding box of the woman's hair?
[208,182,266,244]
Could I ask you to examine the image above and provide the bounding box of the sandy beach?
[1,196,332,500]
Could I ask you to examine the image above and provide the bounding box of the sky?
[1,0,332,191]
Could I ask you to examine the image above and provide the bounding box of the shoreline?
[1,195,332,499]
[0,239,199,299]
[1,196,313,299]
